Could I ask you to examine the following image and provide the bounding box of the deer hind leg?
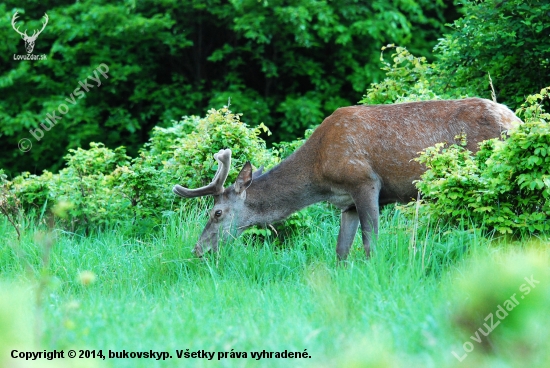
[336,207,360,261]
[352,182,381,258]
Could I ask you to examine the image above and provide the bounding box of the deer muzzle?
[192,236,219,258]
[192,243,206,258]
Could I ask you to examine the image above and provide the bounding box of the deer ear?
[234,162,253,195]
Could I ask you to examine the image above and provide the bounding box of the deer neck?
[243,151,324,226]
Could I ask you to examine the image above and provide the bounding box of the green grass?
[1,206,549,368]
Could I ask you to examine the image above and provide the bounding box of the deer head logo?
[11,12,49,54]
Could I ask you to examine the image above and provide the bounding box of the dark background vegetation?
[0,0,548,178]
[1,0,456,175]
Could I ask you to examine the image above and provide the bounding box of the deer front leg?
[352,183,381,258]
[336,207,360,261]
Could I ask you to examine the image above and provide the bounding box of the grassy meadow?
[1,204,549,368]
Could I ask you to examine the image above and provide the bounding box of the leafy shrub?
[2,107,320,235]
[0,169,21,238]
[359,45,444,105]
[271,126,315,160]
[403,88,550,235]
[11,143,132,229]
[118,106,278,222]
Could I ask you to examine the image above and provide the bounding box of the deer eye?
[214,210,223,218]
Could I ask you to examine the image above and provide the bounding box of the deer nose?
[192,244,204,258]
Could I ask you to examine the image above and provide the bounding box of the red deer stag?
[173,98,520,260]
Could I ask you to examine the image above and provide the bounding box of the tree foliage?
[361,0,550,110]
[434,0,550,108]
[0,0,451,175]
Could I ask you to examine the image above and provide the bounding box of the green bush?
[11,143,131,229]
[2,107,320,235]
[118,106,278,222]
[359,45,444,105]
[403,88,550,235]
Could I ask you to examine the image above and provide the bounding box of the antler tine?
[28,13,49,40]
[35,13,48,36]
[173,149,232,198]
[11,12,27,37]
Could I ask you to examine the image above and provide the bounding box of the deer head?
[12,12,49,54]
[173,149,263,257]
